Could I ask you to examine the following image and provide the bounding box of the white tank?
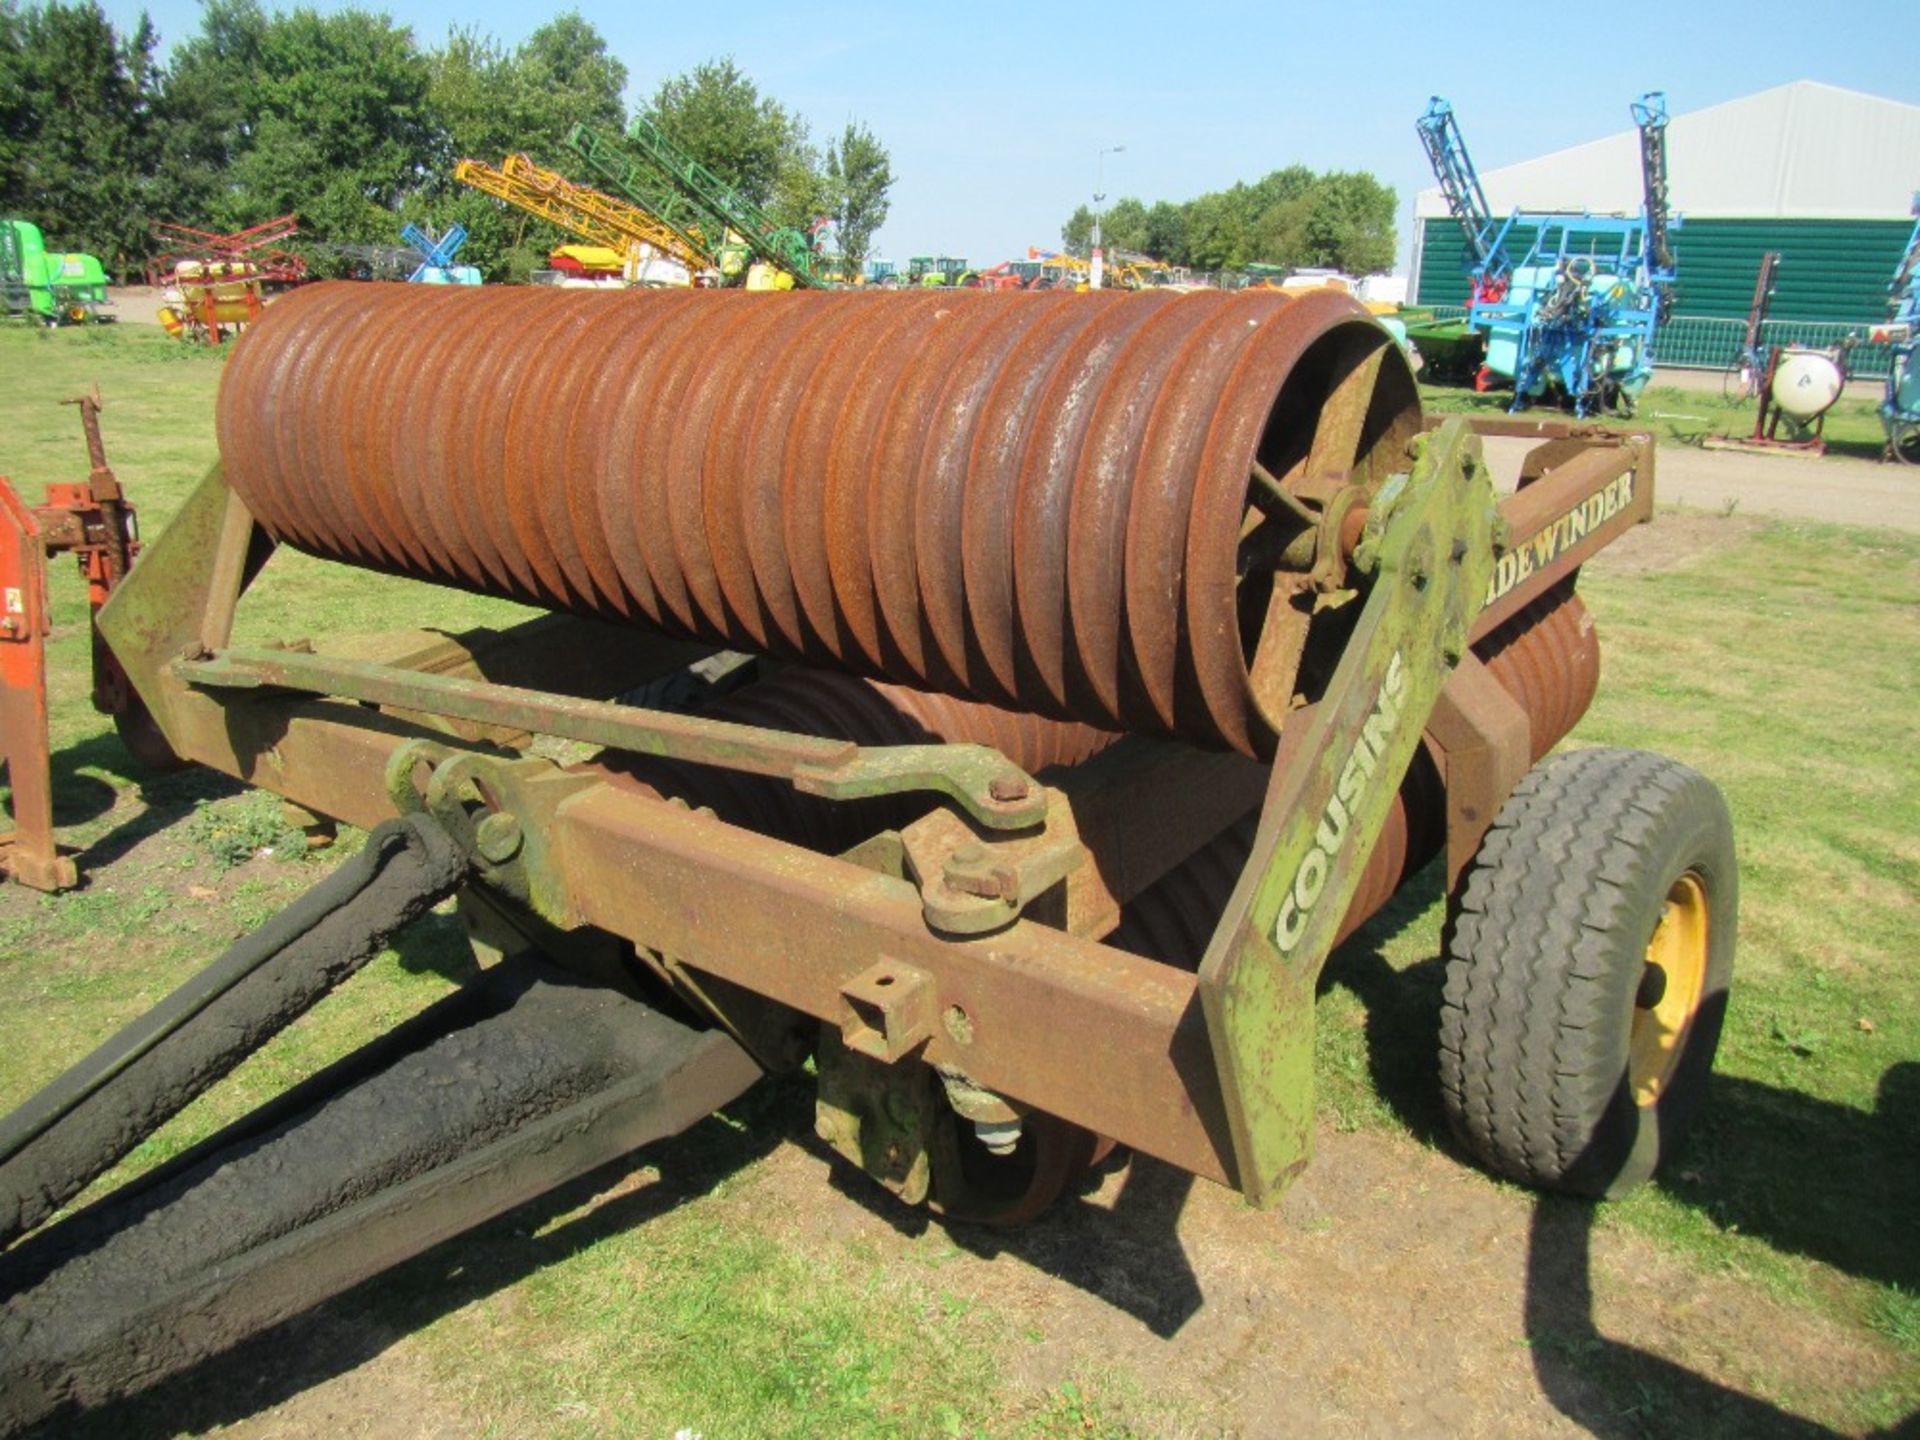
[1769,348,1845,422]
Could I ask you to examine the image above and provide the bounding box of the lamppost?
[1090,144,1125,290]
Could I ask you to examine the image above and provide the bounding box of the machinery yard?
[1,14,1917,1434]
[0,315,1913,1439]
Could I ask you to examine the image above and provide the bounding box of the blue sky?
[107,0,1918,271]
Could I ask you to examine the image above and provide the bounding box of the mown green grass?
[2,324,1915,1435]
[1422,379,1889,461]
[1313,511,1920,1427]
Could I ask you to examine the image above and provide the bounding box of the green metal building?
[1411,82,1920,329]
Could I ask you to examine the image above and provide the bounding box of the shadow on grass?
[11,847,1912,1435]
[811,1124,1207,1339]
[1421,379,1895,465]
[1523,1188,1843,1440]
[1325,865,1917,1439]
[24,1077,799,1440]
[40,728,243,873]
[1813,437,1892,464]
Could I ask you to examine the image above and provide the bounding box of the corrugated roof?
[1414,81,1920,221]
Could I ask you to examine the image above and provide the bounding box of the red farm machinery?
[0,393,177,890]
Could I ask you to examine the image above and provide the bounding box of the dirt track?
[1481,436,1918,533]
[86,1093,1895,1440]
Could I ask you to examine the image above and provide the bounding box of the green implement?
[1,219,109,325]
[565,120,827,288]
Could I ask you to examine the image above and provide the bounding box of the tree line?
[1063,166,1396,277]
[0,0,894,282]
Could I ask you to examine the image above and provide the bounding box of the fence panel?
[1652,316,1748,372]
[1640,315,1890,380]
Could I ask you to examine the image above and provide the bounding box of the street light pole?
[1090,144,1125,290]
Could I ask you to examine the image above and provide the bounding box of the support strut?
[1199,418,1497,1203]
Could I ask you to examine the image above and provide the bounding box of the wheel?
[1890,421,1920,466]
[113,694,187,772]
[928,1111,1112,1227]
[1438,747,1736,1198]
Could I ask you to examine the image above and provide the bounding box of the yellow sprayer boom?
[452,153,711,278]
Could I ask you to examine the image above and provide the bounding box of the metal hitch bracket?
[1198,417,1497,1205]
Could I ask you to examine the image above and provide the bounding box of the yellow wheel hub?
[1630,871,1709,1105]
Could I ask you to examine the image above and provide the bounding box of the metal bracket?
[814,1026,939,1204]
[179,646,1046,834]
[899,797,1087,936]
[1198,417,1497,1206]
[838,959,937,1062]
[384,740,595,923]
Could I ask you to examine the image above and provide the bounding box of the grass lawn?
[1,323,1915,1437]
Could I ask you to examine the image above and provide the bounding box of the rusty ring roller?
[218,283,1421,757]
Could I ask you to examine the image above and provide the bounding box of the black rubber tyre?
[1891,420,1920,466]
[1438,747,1737,1198]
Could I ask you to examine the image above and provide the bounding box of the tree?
[1297,170,1396,275]
[153,1,434,255]
[425,15,621,170]
[824,121,890,274]
[769,145,828,231]
[1058,163,1397,277]
[1061,204,1092,257]
[148,0,266,229]
[423,26,513,162]
[0,4,32,206]
[1099,196,1149,255]
[1,0,160,279]
[1183,190,1248,271]
[516,10,624,135]
[419,15,626,280]
[1143,200,1185,265]
[247,11,430,242]
[646,57,806,211]
[0,11,886,287]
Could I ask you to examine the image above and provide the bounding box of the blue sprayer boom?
[1420,93,1679,416]
[1876,197,1920,463]
[1416,98,1508,301]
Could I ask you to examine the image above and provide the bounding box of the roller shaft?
[218,283,1419,756]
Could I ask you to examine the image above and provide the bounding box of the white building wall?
[1415,82,1920,222]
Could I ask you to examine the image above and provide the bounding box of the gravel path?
[1482,435,1919,532]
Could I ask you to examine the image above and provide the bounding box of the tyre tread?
[1438,747,1730,1194]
